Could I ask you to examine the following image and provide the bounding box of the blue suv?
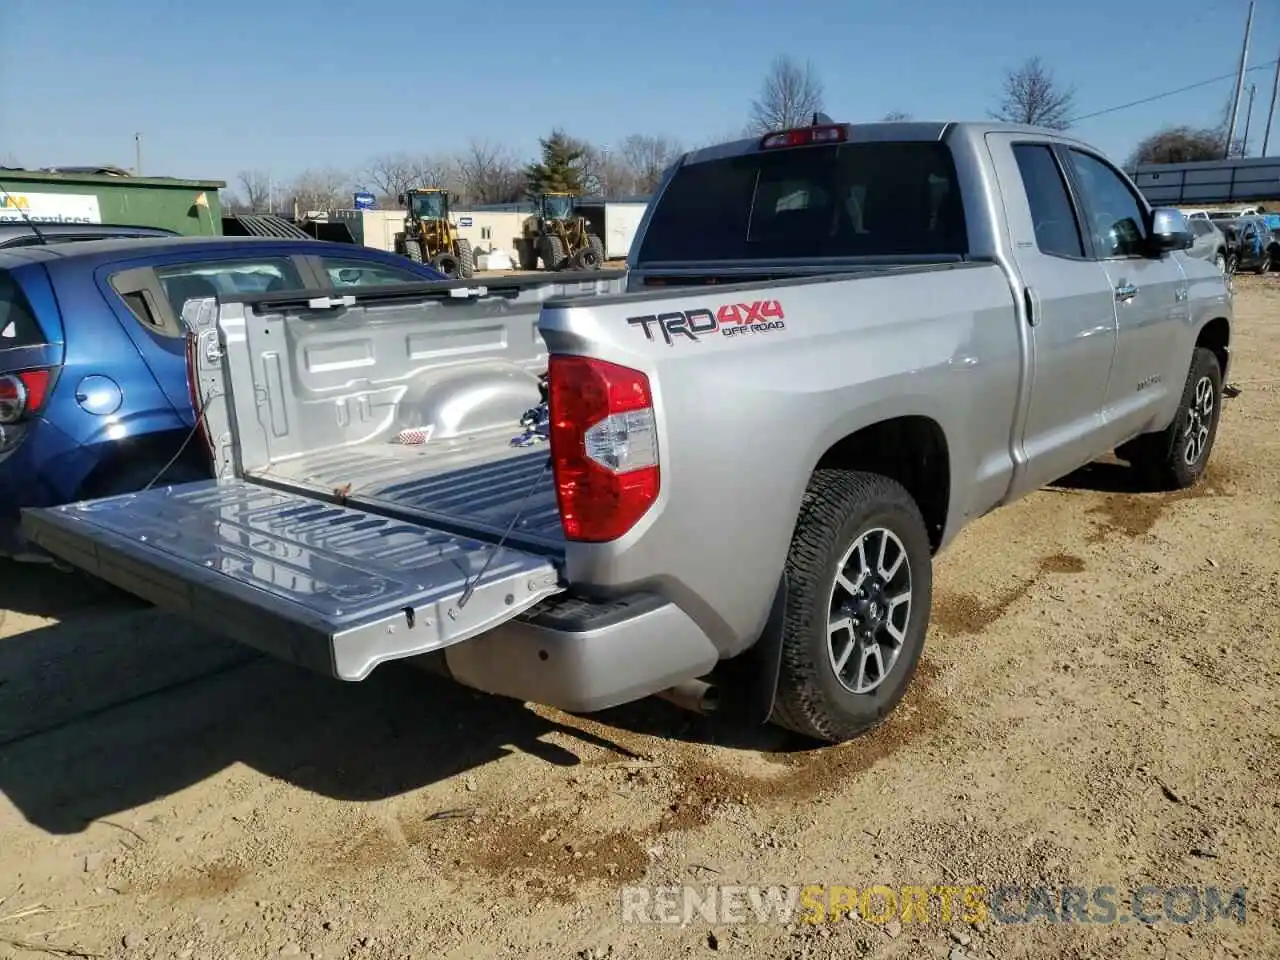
[0,236,446,561]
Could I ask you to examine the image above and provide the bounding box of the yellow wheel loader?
[393,188,475,279]
[514,192,604,271]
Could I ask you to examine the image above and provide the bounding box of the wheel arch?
[811,414,951,553]
[1197,316,1231,382]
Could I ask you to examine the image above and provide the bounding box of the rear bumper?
[0,417,94,560]
[443,592,721,713]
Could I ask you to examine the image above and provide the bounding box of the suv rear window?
[0,270,45,348]
[637,140,968,262]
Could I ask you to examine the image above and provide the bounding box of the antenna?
[0,182,50,245]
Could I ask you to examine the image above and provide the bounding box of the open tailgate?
[21,480,563,681]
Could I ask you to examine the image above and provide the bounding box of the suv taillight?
[0,369,52,424]
[548,355,660,543]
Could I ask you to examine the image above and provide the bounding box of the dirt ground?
[1,280,1278,960]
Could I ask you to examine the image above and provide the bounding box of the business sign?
[0,192,101,224]
[458,216,473,227]
[353,191,376,209]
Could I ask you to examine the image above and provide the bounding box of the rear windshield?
[0,270,45,349]
[637,140,968,262]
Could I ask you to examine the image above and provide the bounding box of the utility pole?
[1241,84,1257,156]
[1225,0,1255,159]
[1263,53,1280,156]
[134,132,142,176]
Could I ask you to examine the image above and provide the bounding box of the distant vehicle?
[22,120,1233,746]
[0,222,178,250]
[0,236,447,562]
[1185,217,1229,273]
[1223,214,1275,274]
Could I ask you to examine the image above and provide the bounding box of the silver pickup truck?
[22,120,1232,744]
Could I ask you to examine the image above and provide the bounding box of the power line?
[1070,58,1280,123]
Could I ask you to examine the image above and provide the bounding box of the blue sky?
[2,0,1278,189]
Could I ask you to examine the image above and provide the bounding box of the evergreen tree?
[524,129,587,198]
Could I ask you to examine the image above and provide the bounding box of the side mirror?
[397,193,406,205]
[1150,207,1193,254]
[337,268,362,284]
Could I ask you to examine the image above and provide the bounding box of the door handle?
[1023,284,1038,326]
[1114,282,1139,302]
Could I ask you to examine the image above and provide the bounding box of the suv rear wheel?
[770,470,932,743]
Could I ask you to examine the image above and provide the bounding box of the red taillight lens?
[759,123,847,150]
[0,369,51,424]
[548,355,660,543]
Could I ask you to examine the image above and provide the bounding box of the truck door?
[1059,147,1187,444]
[984,134,1119,497]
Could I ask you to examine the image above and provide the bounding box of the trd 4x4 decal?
[626,299,786,346]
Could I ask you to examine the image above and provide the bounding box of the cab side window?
[1066,150,1149,258]
[1012,144,1085,258]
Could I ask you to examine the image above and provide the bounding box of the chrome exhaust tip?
[654,678,719,715]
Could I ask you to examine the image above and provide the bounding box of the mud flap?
[715,573,787,727]
[21,480,563,681]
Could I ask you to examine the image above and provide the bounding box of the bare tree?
[359,153,459,206]
[881,111,912,121]
[456,139,524,205]
[749,55,825,134]
[288,168,351,214]
[236,170,271,213]
[989,56,1076,130]
[619,134,683,194]
[580,144,637,198]
[220,190,248,215]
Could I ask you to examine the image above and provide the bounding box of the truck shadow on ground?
[0,570,792,836]
[0,561,150,619]
[1047,458,1146,494]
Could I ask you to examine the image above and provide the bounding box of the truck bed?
[258,434,562,550]
[22,274,625,681]
[189,273,625,551]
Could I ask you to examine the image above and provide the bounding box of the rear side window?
[110,256,308,338]
[315,255,433,288]
[0,270,45,348]
[154,258,305,320]
[1012,144,1085,258]
[636,141,968,262]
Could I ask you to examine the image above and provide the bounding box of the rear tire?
[539,236,566,271]
[516,239,538,271]
[1120,347,1222,491]
[587,234,605,267]
[770,470,933,744]
[404,239,424,262]
[454,239,475,278]
[431,251,461,277]
[571,244,601,270]
[1254,253,1272,275]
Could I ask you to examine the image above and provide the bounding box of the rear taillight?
[0,369,51,424]
[548,355,660,543]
